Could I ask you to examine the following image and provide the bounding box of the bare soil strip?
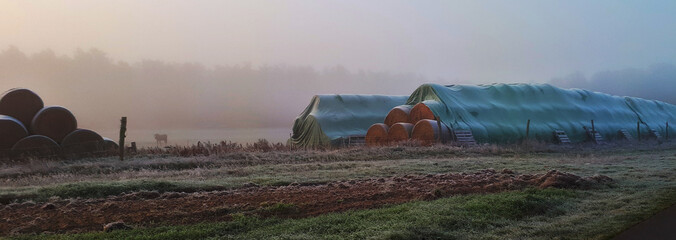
[0,169,611,235]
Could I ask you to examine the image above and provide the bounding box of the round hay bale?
[102,137,119,151]
[365,123,389,146]
[61,129,104,156]
[0,115,29,151]
[31,106,77,143]
[384,105,412,127]
[411,120,451,146]
[408,102,436,124]
[388,122,414,143]
[0,88,44,128]
[11,135,60,157]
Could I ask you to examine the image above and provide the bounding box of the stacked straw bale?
[365,123,389,146]
[408,102,436,124]
[384,105,412,127]
[31,106,78,143]
[0,88,117,159]
[387,123,414,142]
[11,135,60,156]
[0,115,29,151]
[411,119,451,145]
[365,101,453,146]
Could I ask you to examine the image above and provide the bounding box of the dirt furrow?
[0,169,611,235]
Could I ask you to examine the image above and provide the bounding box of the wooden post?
[436,116,442,143]
[591,120,595,133]
[119,117,127,161]
[667,122,669,141]
[525,119,530,140]
[637,121,640,141]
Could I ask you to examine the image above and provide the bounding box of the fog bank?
[0,47,426,131]
[550,64,676,105]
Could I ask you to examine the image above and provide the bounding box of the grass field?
[1,141,675,239]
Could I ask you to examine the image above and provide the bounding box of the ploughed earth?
[0,169,612,235]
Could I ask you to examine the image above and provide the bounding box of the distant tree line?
[550,63,676,105]
[0,46,426,130]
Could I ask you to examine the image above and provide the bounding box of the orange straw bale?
[408,102,436,124]
[411,119,451,145]
[365,123,389,146]
[387,122,414,143]
[384,105,412,126]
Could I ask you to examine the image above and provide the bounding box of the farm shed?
[406,83,676,143]
[290,94,408,147]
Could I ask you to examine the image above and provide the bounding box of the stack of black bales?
[0,88,118,159]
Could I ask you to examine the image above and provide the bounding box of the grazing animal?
[154,134,168,145]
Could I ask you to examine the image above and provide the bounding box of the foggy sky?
[2,1,676,132]
[3,1,676,82]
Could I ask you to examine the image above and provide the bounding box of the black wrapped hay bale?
[0,115,29,152]
[0,88,44,128]
[61,129,104,156]
[102,137,119,151]
[11,135,60,157]
[31,106,77,143]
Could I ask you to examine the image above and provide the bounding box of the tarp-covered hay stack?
[406,83,676,143]
[290,95,408,147]
[292,83,676,147]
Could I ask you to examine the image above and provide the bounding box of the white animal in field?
[154,134,168,145]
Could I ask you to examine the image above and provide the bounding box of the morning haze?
[2,0,676,132]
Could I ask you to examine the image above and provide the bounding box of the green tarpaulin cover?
[291,95,408,147]
[407,83,676,143]
[291,83,676,147]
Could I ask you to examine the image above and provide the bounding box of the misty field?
[1,142,675,239]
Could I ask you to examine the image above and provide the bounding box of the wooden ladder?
[553,130,571,144]
[453,130,477,146]
[617,129,633,141]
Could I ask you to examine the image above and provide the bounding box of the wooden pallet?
[453,130,477,146]
[617,129,633,141]
[344,135,365,146]
[649,129,662,140]
[585,128,605,144]
[553,130,571,144]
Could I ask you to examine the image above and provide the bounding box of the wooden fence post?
[436,116,442,143]
[119,117,127,161]
[667,122,669,141]
[591,120,595,133]
[637,121,640,141]
[526,119,530,140]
